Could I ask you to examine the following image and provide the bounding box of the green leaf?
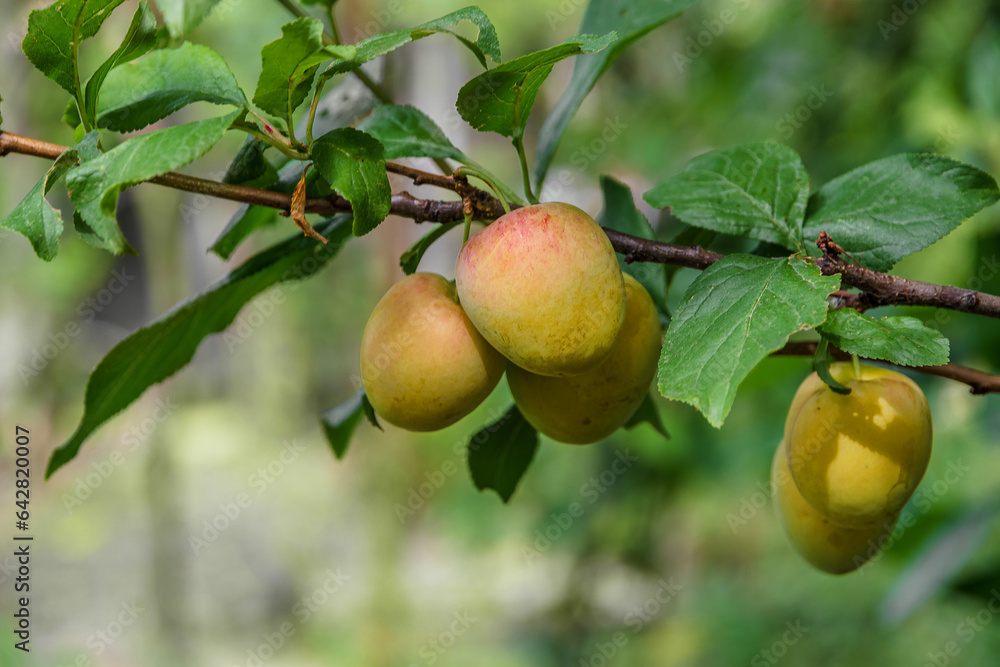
[321,7,501,81]
[253,18,356,125]
[467,404,538,503]
[311,128,391,236]
[597,175,669,322]
[819,309,950,367]
[46,215,353,478]
[534,0,700,185]
[3,158,72,261]
[22,0,128,96]
[66,111,239,254]
[98,42,247,131]
[223,137,273,186]
[399,222,461,275]
[156,0,224,39]
[659,255,840,427]
[413,6,501,67]
[83,0,158,124]
[211,206,279,259]
[411,7,500,67]
[802,154,1000,272]
[358,104,465,161]
[456,33,617,141]
[73,210,106,249]
[361,394,381,430]
[880,503,997,625]
[645,143,810,252]
[1,132,100,260]
[62,98,82,129]
[624,392,669,439]
[320,389,369,459]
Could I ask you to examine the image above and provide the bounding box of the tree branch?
[814,230,1000,318]
[601,224,1000,319]
[4,131,998,314]
[2,130,998,315]
[0,130,507,222]
[773,341,1000,395]
[603,228,723,270]
[3,129,999,393]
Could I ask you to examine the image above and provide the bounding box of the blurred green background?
[2,0,1000,665]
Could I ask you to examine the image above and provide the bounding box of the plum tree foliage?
[3,0,1000,574]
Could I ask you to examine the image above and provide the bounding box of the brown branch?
[0,130,507,223]
[814,231,1000,318]
[384,161,459,192]
[773,341,1000,395]
[4,130,1000,393]
[603,228,723,270]
[4,127,999,314]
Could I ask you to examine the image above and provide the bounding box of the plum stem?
[462,199,473,244]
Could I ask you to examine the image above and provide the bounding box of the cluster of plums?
[360,202,663,444]
[773,362,933,574]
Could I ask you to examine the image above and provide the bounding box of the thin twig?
[602,228,724,271]
[774,341,1000,395]
[385,161,463,192]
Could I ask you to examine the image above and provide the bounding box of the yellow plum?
[455,202,625,376]
[360,273,506,431]
[785,362,932,528]
[772,440,898,574]
[507,274,662,444]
